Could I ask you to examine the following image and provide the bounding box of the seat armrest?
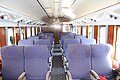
[63,57,68,66]
[49,56,52,63]
[63,56,68,64]
[90,70,100,80]
[18,72,26,80]
[48,56,53,69]
[66,70,72,80]
[46,71,51,80]
[51,49,53,53]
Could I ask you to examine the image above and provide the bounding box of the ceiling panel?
[54,0,60,3]
[61,0,75,8]
[114,9,120,14]
[54,3,59,18]
[71,0,118,19]
[0,0,119,22]
[39,0,51,8]
[0,0,47,21]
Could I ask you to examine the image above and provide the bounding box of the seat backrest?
[68,44,91,79]
[61,35,75,46]
[38,33,45,37]
[18,40,34,46]
[68,32,76,36]
[91,44,113,75]
[1,45,24,80]
[63,39,80,51]
[44,32,54,38]
[75,35,86,40]
[81,38,96,45]
[40,36,53,44]
[24,45,49,79]
[27,36,39,40]
[63,39,80,59]
[34,39,52,51]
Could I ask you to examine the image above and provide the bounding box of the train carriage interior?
[0,0,120,80]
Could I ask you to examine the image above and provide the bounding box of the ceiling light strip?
[36,0,50,17]
[70,0,76,7]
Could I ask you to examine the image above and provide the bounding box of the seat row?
[65,44,115,80]
[1,43,118,80]
[60,34,95,46]
[62,38,96,59]
[1,45,51,80]
[27,36,54,44]
[18,38,52,52]
[38,32,54,38]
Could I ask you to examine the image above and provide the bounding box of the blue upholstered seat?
[18,40,34,46]
[24,45,50,80]
[1,45,24,80]
[91,44,113,76]
[67,44,91,79]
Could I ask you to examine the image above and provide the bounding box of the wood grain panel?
[81,26,83,35]
[107,25,115,45]
[94,25,99,43]
[86,26,89,38]
[42,26,62,43]
[37,27,40,34]
[15,28,20,45]
[34,27,36,35]
[30,27,32,36]
[0,27,6,47]
[24,27,27,39]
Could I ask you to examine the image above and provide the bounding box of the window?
[77,26,81,35]
[82,26,86,36]
[32,27,35,36]
[99,26,106,43]
[8,28,14,46]
[88,25,94,39]
[62,24,70,32]
[116,27,120,63]
[27,27,31,38]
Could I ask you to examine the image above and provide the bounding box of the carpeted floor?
[51,44,66,80]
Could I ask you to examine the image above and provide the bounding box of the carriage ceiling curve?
[0,0,120,25]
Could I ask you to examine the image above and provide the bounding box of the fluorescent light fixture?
[61,0,74,8]
[53,24,61,29]
[62,8,76,18]
[54,0,60,3]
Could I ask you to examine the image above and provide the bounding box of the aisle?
[51,44,66,80]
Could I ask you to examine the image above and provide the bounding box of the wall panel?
[0,27,6,47]
[42,26,62,43]
[94,25,99,43]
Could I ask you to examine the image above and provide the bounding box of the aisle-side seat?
[34,39,52,53]
[23,45,51,80]
[66,44,91,80]
[63,39,80,60]
[39,36,54,45]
